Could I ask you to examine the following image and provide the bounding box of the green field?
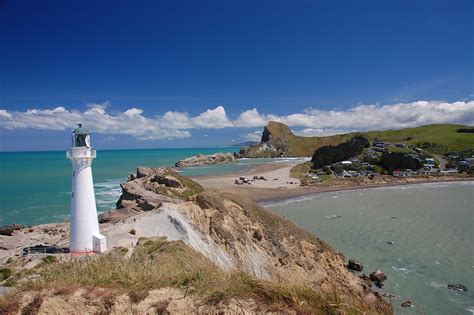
[360,124,474,154]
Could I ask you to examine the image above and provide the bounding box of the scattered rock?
[386,241,395,245]
[375,282,384,288]
[359,274,372,287]
[401,300,413,308]
[370,270,387,283]
[347,259,363,272]
[447,283,467,292]
[0,224,26,236]
[162,176,183,188]
[252,230,263,241]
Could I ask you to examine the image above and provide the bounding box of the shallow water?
[267,182,474,315]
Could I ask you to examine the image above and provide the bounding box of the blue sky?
[0,0,473,151]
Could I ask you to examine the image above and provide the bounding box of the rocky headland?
[175,152,236,168]
[239,121,352,158]
[0,167,393,314]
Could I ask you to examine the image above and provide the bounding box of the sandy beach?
[193,161,474,203]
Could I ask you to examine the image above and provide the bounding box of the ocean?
[266,182,474,315]
[0,148,305,225]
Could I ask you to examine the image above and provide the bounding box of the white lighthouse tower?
[67,124,106,254]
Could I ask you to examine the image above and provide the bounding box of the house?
[465,158,474,166]
[341,161,352,165]
[342,170,352,178]
[425,158,436,165]
[393,170,407,177]
[373,140,386,148]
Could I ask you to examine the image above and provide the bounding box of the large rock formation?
[239,121,352,157]
[175,152,236,168]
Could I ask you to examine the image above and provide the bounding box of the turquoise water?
[0,148,241,225]
[0,148,306,225]
[266,182,474,315]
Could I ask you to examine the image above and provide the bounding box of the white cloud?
[234,108,268,127]
[243,130,262,142]
[192,105,232,128]
[0,100,472,141]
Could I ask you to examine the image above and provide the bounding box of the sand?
[193,162,473,203]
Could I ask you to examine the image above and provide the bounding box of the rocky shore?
[0,167,393,314]
[175,152,236,168]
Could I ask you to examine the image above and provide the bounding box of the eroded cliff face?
[239,121,351,158]
[105,167,392,313]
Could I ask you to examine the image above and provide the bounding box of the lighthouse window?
[71,192,74,198]
[72,171,75,177]
[75,134,87,147]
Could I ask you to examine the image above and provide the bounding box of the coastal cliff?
[0,168,392,314]
[239,121,351,158]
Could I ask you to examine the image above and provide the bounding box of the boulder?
[447,283,467,292]
[0,224,25,236]
[347,259,363,272]
[401,301,413,308]
[163,176,183,188]
[370,270,387,283]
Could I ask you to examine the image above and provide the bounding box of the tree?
[311,136,369,169]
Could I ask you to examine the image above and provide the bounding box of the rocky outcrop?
[114,167,205,214]
[347,259,364,271]
[0,224,27,236]
[447,283,467,292]
[109,167,392,313]
[370,270,387,283]
[175,153,236,168]
[239,121,351,158]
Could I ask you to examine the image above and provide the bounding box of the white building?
[67,124,106,254]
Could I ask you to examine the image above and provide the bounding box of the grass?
[0,237,380,314]
[362,124,474,154]
[387,145,413,154]
[243,122,474,157]
[290,162,313,180]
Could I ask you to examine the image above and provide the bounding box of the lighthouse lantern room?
[67,123,106,254]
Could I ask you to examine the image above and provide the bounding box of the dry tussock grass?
[0,237,391,314]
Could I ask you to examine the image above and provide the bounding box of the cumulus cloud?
[234,108,268,127]
[0,100,472,140]
[243,130,263,142]
[192,105,232,128]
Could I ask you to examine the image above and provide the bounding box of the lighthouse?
[67,124,106,254]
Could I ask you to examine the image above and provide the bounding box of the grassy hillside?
[241,122,474,157]
[360,124,474,154]
[0,237,375,314]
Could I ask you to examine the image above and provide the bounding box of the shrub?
[0,268,12,281]
[377,152,423,173]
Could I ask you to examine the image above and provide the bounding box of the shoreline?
[192,161,474,204]
[258,177,474,205]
